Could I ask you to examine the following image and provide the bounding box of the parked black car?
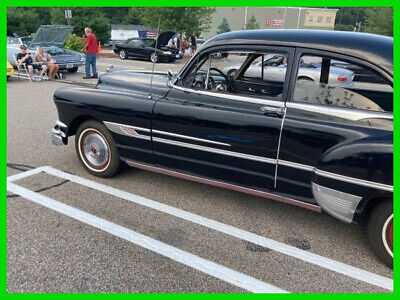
[113,31,181,63]
[51,30,393,267]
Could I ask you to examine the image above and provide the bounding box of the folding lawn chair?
[14,54,49,82]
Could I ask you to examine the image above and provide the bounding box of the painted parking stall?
[7,166,393,293]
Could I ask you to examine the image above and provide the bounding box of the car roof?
[204,29,393,76]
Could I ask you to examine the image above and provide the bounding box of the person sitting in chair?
[16,44,47,81]
[34,47,59,81]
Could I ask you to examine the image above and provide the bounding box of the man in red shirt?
[82,27,98,79]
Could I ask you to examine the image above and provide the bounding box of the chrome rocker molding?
[312,183,362,223]
[103,121,393,193]
[126,160,322,212]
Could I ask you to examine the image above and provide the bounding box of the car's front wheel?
[367,200,393,268]
[75,120,121,178]
[119,49,128,60]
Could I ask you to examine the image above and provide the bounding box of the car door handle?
[248,88,256,93]
[260,106,284,117]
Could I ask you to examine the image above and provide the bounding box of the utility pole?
[244,7,248,30]
[283,7,287,29]
[296,8,302,29]
[65,8,72,26]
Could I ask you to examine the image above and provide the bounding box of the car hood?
[30,25,73,48]
[156,31,176,48]
[96,70,171,97]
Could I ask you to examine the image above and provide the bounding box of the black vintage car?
[113,31,182,63]
[51,30,393,267]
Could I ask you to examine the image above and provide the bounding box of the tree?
[217,17,230,34]
[334,7,367,32]
[364,7,393,36]
[99,7,130,24]
[50,7,110,43]
[140,7,215,38]
[7,7,41,36]
[245,15,259,30]
[123,7,145,25]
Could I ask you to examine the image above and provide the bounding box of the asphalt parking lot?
[7,58,393,293]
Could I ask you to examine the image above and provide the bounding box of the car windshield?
[20,37,33,46]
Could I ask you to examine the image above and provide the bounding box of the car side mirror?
[167,69,173,79]
[166,69,178,87]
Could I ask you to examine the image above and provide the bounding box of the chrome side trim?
[315,169,393,192]
[104,121,392,192]
[274,107,287,188]
[153,137,276,165]
[279,160,314,172]
[312,183,362,223]
[152,129,231,147]
[171,84,285,107]
[126,160,321,212]
[286,102,393,122]
[104,121,151,141]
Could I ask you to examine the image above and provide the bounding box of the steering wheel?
[208,67,232,91]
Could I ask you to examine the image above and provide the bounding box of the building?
[110,24,158,42]
[203,7,338,39]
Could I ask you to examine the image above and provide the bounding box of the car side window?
[293,55,393,112]
[182,50,288,100]
[128,39,140,46]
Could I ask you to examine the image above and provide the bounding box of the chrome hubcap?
[82,131,109,168]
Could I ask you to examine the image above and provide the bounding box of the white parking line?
[7,166,393,291]
[7,181,287,293]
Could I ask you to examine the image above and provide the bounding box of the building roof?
[205,29,393,76]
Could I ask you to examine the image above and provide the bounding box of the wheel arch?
[353,195,393,224]
[68,115,101,136]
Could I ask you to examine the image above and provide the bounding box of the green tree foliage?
[123,7,146,25]
[99,7,130,24]
[140,7,216,37]
[8,7,216,43]
[50,8,110,43]
[245,15,259,30]
[335,7,366,26]
[334,7,392,36]
[7,7,41,36]
[64,34,85,52]
[217,17,230,34]
[364,7,393,36]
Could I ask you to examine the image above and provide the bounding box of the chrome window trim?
[153,137,277,165]
[171,83,285,108]
[286,100,393,122]
[152,129,231,147]
[314,169,393,192]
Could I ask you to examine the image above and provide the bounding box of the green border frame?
[2,0,397,296]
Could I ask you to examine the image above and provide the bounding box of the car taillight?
[337,75,347,82]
